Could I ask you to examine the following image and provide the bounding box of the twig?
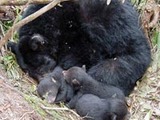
[148,5,160,28]
[41,105,80,117]
[0,0,53,6]
[19,110,35,120]
[0,0,70,49]
[0,75,5,80]
[0,21,6,56]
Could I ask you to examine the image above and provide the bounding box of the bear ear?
[62,70,67,76]
[51,77,57,83]
[82,65,86,72]
[72,79,80,86]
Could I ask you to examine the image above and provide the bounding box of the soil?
[0,69,42,120]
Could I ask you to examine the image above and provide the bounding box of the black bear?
[8,39,57,80]
[8,0,151,98]
[37,66,74,103]
[62,66,126,108]
[75,94,129,120]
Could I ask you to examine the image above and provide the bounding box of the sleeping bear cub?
[63,66,129,120]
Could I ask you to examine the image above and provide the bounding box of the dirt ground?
[0,62,81,120]
[0,69,42,120]
[0,0,160,120]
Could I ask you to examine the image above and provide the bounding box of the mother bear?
[8,0,151,97]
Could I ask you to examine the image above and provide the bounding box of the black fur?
[8,39,56,80]
[37,66,74,103]
[8,0,151,95]
[75,94,129,120]
[63,66,126,108]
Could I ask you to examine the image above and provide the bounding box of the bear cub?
[37,66,74,103]
[63,66,126,107]
[63,66,129,120]
[76,94,129,120]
